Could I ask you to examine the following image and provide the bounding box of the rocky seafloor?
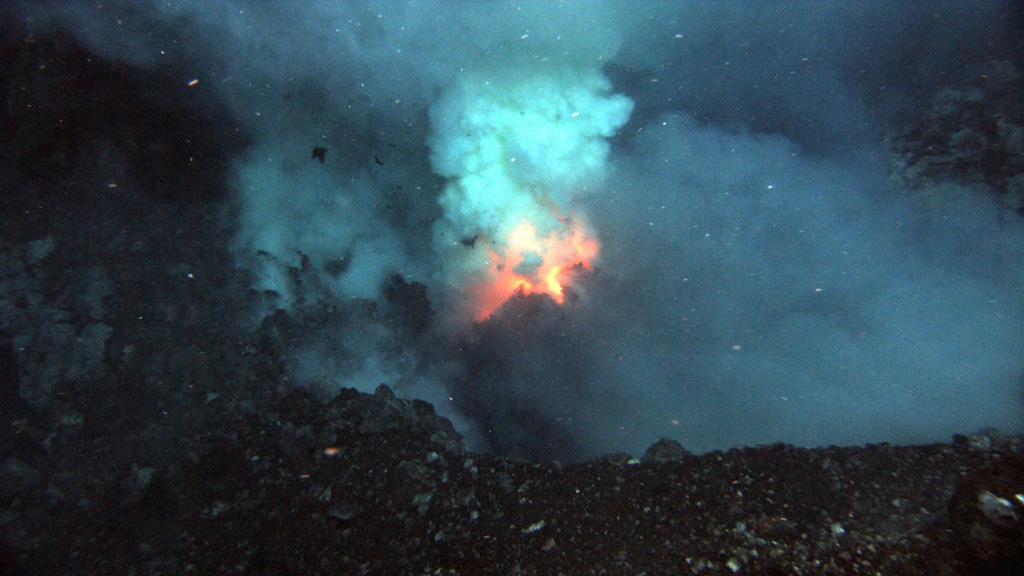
[2,14,1024,576]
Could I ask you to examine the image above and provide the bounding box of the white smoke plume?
[428,63,633,322]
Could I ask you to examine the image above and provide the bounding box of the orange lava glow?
[472,218,599,321]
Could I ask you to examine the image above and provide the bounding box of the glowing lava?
[472,217,599,321]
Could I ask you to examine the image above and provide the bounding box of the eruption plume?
[428,66,633,321]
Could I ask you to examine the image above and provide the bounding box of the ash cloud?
[20,0,1024,461]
